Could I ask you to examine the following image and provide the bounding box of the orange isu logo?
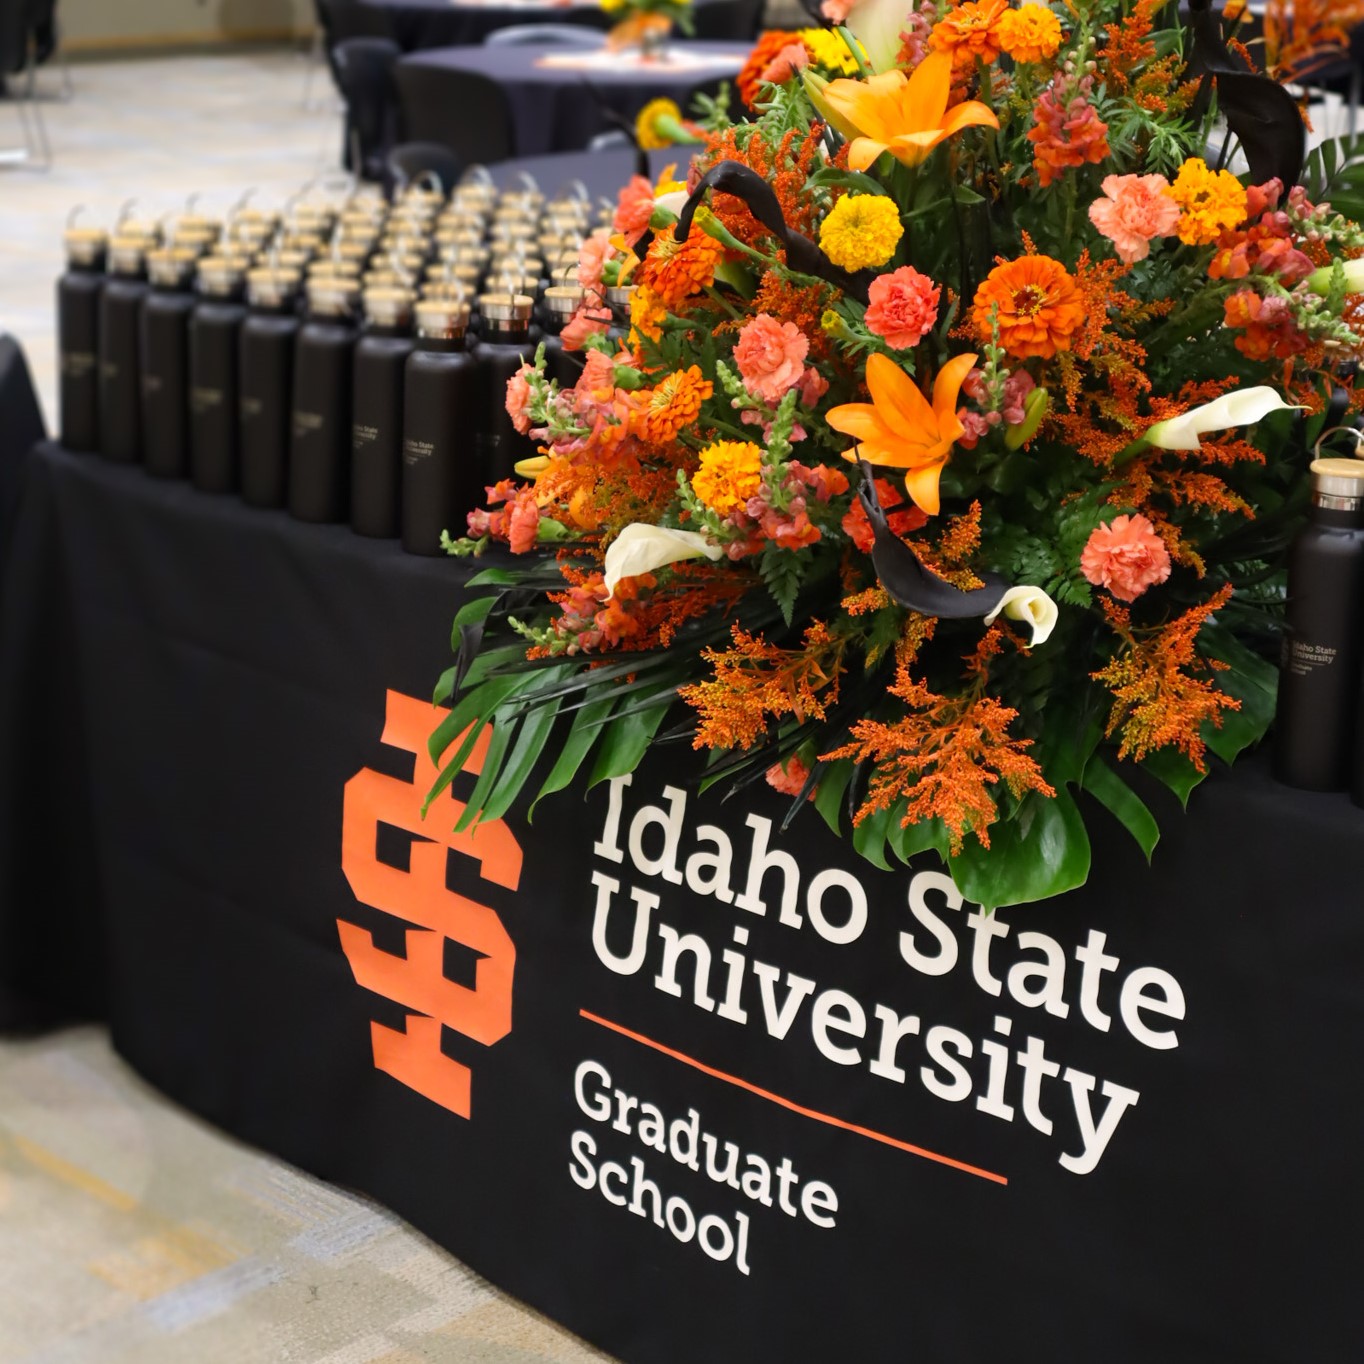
[340,689,521,1118]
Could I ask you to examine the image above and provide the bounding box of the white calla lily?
[655,188,689,218]
[1144,386,1301,451]
[842,0,902,73]
[603,525,723,598]
[983,586,1059,647]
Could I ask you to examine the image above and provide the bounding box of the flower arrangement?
[434,0,1364,910]
[600,0,693,52]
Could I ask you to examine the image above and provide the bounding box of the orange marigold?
[641,365,713,444]
[997,2,1063,63]
[971,255,1084,360]
[638,223,725,309]
[929,0,1009,68]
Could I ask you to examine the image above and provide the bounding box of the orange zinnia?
[820,51,998,172]
[642,365,713,444]
[929,0,1010,68]
[971,256,1084,360]
[826,352,978,515]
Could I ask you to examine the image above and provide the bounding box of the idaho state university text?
[590,776,1189,1176]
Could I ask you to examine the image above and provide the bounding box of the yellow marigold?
[818,195,904,273]
[693,439,764,516]
[997,3,1063,63]
[799,26,861,75]
[929,0,1009,68]
[629,285,667,344]
[639,220,724,308]
[642,365,713,444]
[1168,157,1248,246]
[636,98,683,151]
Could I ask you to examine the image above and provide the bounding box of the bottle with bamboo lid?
[541,284,586,389]
[351,286,417,539]
[1274,457,1364,790]
[401,296,480,556]
[239,266,303,508]
[57,221,108,452]
[98,233,154,463]
[140,246,201,478]
[188,254,249,494]
[474,292,538,486]
[288,275,361,523]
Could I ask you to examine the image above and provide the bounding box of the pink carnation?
[1088,174,1181,265]
[505,365,534,434]
[759,41,809,86]
[613,176,655,248]
[1080,513,1172,602]
[577,228,612,296]
[863,266,941,350]
[733,313,809,404]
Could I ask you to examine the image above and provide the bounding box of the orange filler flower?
[819,51,999,172]
[825,351,978,515]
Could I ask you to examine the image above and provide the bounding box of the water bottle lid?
[478,292,535,324]
[108,234,152,274]
[306,257,361,278]
[415,296,471,338]
[63,226,107,266]
[1310,457,1364,503]
[363,286,416,327]
[246,266,301,307]
[543,284,584,317]
[425,262,482,286]
[307,275,362,315]
[147,245,201,287]
[196,253,249,294]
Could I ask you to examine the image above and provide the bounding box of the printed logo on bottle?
[341,690,520,1118]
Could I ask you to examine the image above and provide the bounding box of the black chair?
[693,0,764,41]
[333,36,402,179]
[483,25,606,47]
[386,141,464,197]
[0,0,50,165]
[394,61,517,166]
[0,332,46,575]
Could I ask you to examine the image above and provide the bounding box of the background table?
[323,0,761,48]
[398,40,748,156]
[2,440,1362,1362]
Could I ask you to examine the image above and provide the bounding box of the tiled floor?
[1,50,343,425]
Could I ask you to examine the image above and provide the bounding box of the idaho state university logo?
[340,690,521,1117]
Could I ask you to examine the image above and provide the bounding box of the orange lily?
[820,51,999,172]
[826,351,978,516]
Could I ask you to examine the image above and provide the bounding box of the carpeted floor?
[0,1027,614,1364]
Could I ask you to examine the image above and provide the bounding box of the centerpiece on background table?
[601,0,694,59]
[433,0,1364,910]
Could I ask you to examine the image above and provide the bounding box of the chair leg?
[0,44,42,166]
[24,43,52,168]
[56,19,73,101]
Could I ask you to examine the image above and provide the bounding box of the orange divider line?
[578,1009,1008,1187]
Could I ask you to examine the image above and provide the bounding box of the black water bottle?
[56,226,107,453]
[289,276,360,523]
[351,287,416,539]
[97,236,152,462]
[474,292,539,487]
[401,298,480,556]
[1274,458,1364,791]
[238,267,302,509]
[139,247,200,478]
[188,255,249,494]
[541,284,586,389]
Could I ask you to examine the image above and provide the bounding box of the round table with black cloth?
[321,0,760,51]
[486,145,680,200]
[396,40,748,157]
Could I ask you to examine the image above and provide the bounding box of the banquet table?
[324,0,758,50]
[1,439,1362,1362]
[397,40,749,156]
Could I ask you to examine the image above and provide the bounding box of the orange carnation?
[929,0,1009,68]
[971,255,1084,360]
[737,30,802,109]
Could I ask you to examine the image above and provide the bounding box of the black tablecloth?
[327,0,757,50]
[399,41,747,156]
[487,145,678,199]
[2,441,1363,1362]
